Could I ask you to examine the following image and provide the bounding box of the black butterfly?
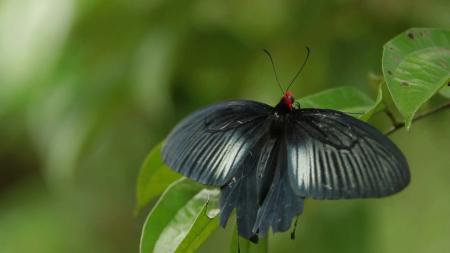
[161,49,410,242]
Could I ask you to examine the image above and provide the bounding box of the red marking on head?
[282,90,294,111]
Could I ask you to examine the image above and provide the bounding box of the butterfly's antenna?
[262,49,284,94]
[286,47,310,91]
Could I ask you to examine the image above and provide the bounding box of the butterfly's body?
[163,86,410,242]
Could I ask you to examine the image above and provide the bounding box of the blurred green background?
[0,0,449,252]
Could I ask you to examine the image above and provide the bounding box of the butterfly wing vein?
[287,109,410,199]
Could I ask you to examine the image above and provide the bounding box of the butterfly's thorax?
[275,91,295,114]
[267,114,285,138]
[271,92,298,136]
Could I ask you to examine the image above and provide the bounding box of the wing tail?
[220,135,305,242]
[219,149,260,242]
[253,140,305,236]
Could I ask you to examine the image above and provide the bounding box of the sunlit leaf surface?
[140,179,220,253]
[299,86,378,120]
[155,188,220,253]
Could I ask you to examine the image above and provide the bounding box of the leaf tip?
[404,117,413,131]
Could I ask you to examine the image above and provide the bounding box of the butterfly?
[161,48,410,242]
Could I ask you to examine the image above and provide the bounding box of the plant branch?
[384,109,402,129]
[385,101,450,136]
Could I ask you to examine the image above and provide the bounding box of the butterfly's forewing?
[162,100,272,186]
[287,109,410,199]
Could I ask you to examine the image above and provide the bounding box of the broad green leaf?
[382,28,450,129]
[140,178,203,253]
[136,142,181,213]
[230,227,268,253]
[380,79,401,118]
[360,83,384,121]
[299,86,374,115]
[154,188,220,253]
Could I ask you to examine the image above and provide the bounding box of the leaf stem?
[385,101,450,136]
[385,109,402,129]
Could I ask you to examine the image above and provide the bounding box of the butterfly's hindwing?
[162,100,272,186]
[219,146,260,242]
[252,136,304,236]
[287,109,410,199]
[220,123,305,241]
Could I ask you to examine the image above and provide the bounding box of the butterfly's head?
[281,90,295,111]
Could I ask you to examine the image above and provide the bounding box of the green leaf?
[380,80,401,117]
[140,178,202,253]
[382,28,450,129]
[155,188,220,253]
[360,83,384,121]
[299,86,375,115]
[136,142,182,213]
[140,178,220,253]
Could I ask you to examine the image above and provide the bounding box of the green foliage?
[171,192,220,253]
[300,86,373,112]
[137,27,450,253]
[299,86,381,120]
[140,178,218,253]
[382,28,450,129]
[360,84,384,121]
[136,142,181,213]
